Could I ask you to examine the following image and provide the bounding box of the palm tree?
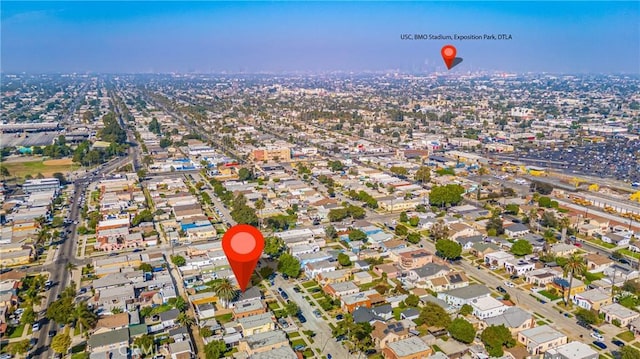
[562,254,586,306]
[176,312,195,327]
[72,302,98,334]
[65,263,78,274]
[255,198,265,228]
[213,278,237,308]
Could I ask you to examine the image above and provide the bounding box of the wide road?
[274,276,351,359]
[32,155,131,358]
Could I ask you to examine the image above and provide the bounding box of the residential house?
[87,327,130,353]
[342,292,372,313]
[549,243,579,257]
[372,321,411,349]
[398,249,434,270]
[517,325,568,355]
[504,259,536,276]
[572,288,613,311]
[525,268,562,287]
[484,251,515,267]
[373,264,402,279]
[404,263,450,288]
[238,330,289,356]
[232,299,266,319]
[437,284,491,308]
[599,303,640,326]
[457,235,485,251]
[168,340,192,359]
[352,306,384,324]
[584,253,614,273]
[469,296,509,319]
[372,305,394,321]
[544,341,598,359]
[603,264,639,284]
[160,309,180,329]
[547,277,586,301]
[401,308,420,321]
[425,272,469,292]
[448,223,479,241]
[470,242,500,258]
[324,281,360,299]
[601,232,631,247]
[505,223,530,237]
[481,307,535,335]
[383,336,432,359]
[238,312,275,336]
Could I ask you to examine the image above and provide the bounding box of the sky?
[1,1,639,74]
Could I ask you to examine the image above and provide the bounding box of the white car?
[32,322,40,331]
[504,281,515,288]
[591,332,604,341]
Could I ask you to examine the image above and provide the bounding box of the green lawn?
[268,302,281,311]
[290,339,306,348]
[619,249,640,259]
[288,332,301,338]
[312,292,324,300]
[8,324,25,338]
[215,313,233,324]
[587,238,616,249]
[301,281,317,289]
[616,330,635,342]
[538,290,561,301]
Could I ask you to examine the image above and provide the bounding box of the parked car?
[48,330,56,337]
[297,313,307,323]
[313,310,321,318]
[504,281,515,288]
[592,341,607,350]
[496,286,507,294]
[612,339,625,347]
[591,332,604,341]
[32,322,40,331]
[336,314,344,320]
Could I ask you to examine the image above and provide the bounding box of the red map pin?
[441,44,457,70]
[222,224,265,292]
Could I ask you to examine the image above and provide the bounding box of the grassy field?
[2,158,79,178]
[616,330,635,342]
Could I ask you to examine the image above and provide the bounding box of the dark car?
[48,330,56,337]
[612,339,625,347]
[297,314,307,323]
[336,314,344,320]
[496,286,507,294]
[293,287,301,293]
[593,341,607,350]
[577,321,593,330]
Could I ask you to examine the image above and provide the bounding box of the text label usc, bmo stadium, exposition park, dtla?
[400,34,513,40]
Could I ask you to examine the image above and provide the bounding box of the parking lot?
[497,138,640,182]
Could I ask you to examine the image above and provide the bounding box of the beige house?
[584,253,614,273]
[599,303,640,327]
[518,325,568,355]
[481,307,535,335]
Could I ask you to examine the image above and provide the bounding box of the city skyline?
[1,1,639,74]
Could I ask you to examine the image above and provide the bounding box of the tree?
[504,203,520,215]
[620,346,640,359]
[538,196,552,208]
[173,296,187,312]
[177,312,195,327]
[436,239,462,260]
[459,304,473,316]
[404,294,419,307]
[8,339,30,356]
[134,334,155,357]
[349,229,368,242]
[285,301,300,316]
[46,296,74,325]
[264,236,285,258]
[406,232,421,244]
[52,172,67,185]
[200,327,213,338]
[328,160,344,172]
[72,302,98,333]
[51,333,71,354]
[399,211,409,223]
[575,308,598,324]
[395,224,408,236]
[563,254,586,305]
[429,184,465,207]
[430,219,449,241]
[148,117,162,135]
[448,317,476,343]
[204,340,227,359]
[415,166,431,183]
[480,325,515,357]
[139,263,153,272]
[390,166,408,177]
[325,225,337,239]
[20,306,36,325]
[277,253,301,278]
[238,168,253,181]
[132,209,154,226]
[0,165,9,178]
[419,302,451,328]
[212,278,237,308]
[409,216,420,227]
[486,214,504,236]
[171,255,186,267]
[337,253,352,267]
[511,239,533,256]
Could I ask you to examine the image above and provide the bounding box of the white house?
[505,223,530,238]
[437,284,491,308]
[504,258,536,276]
[469,296,509,319]
[601,232,631,247]
[484,251,515,267]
